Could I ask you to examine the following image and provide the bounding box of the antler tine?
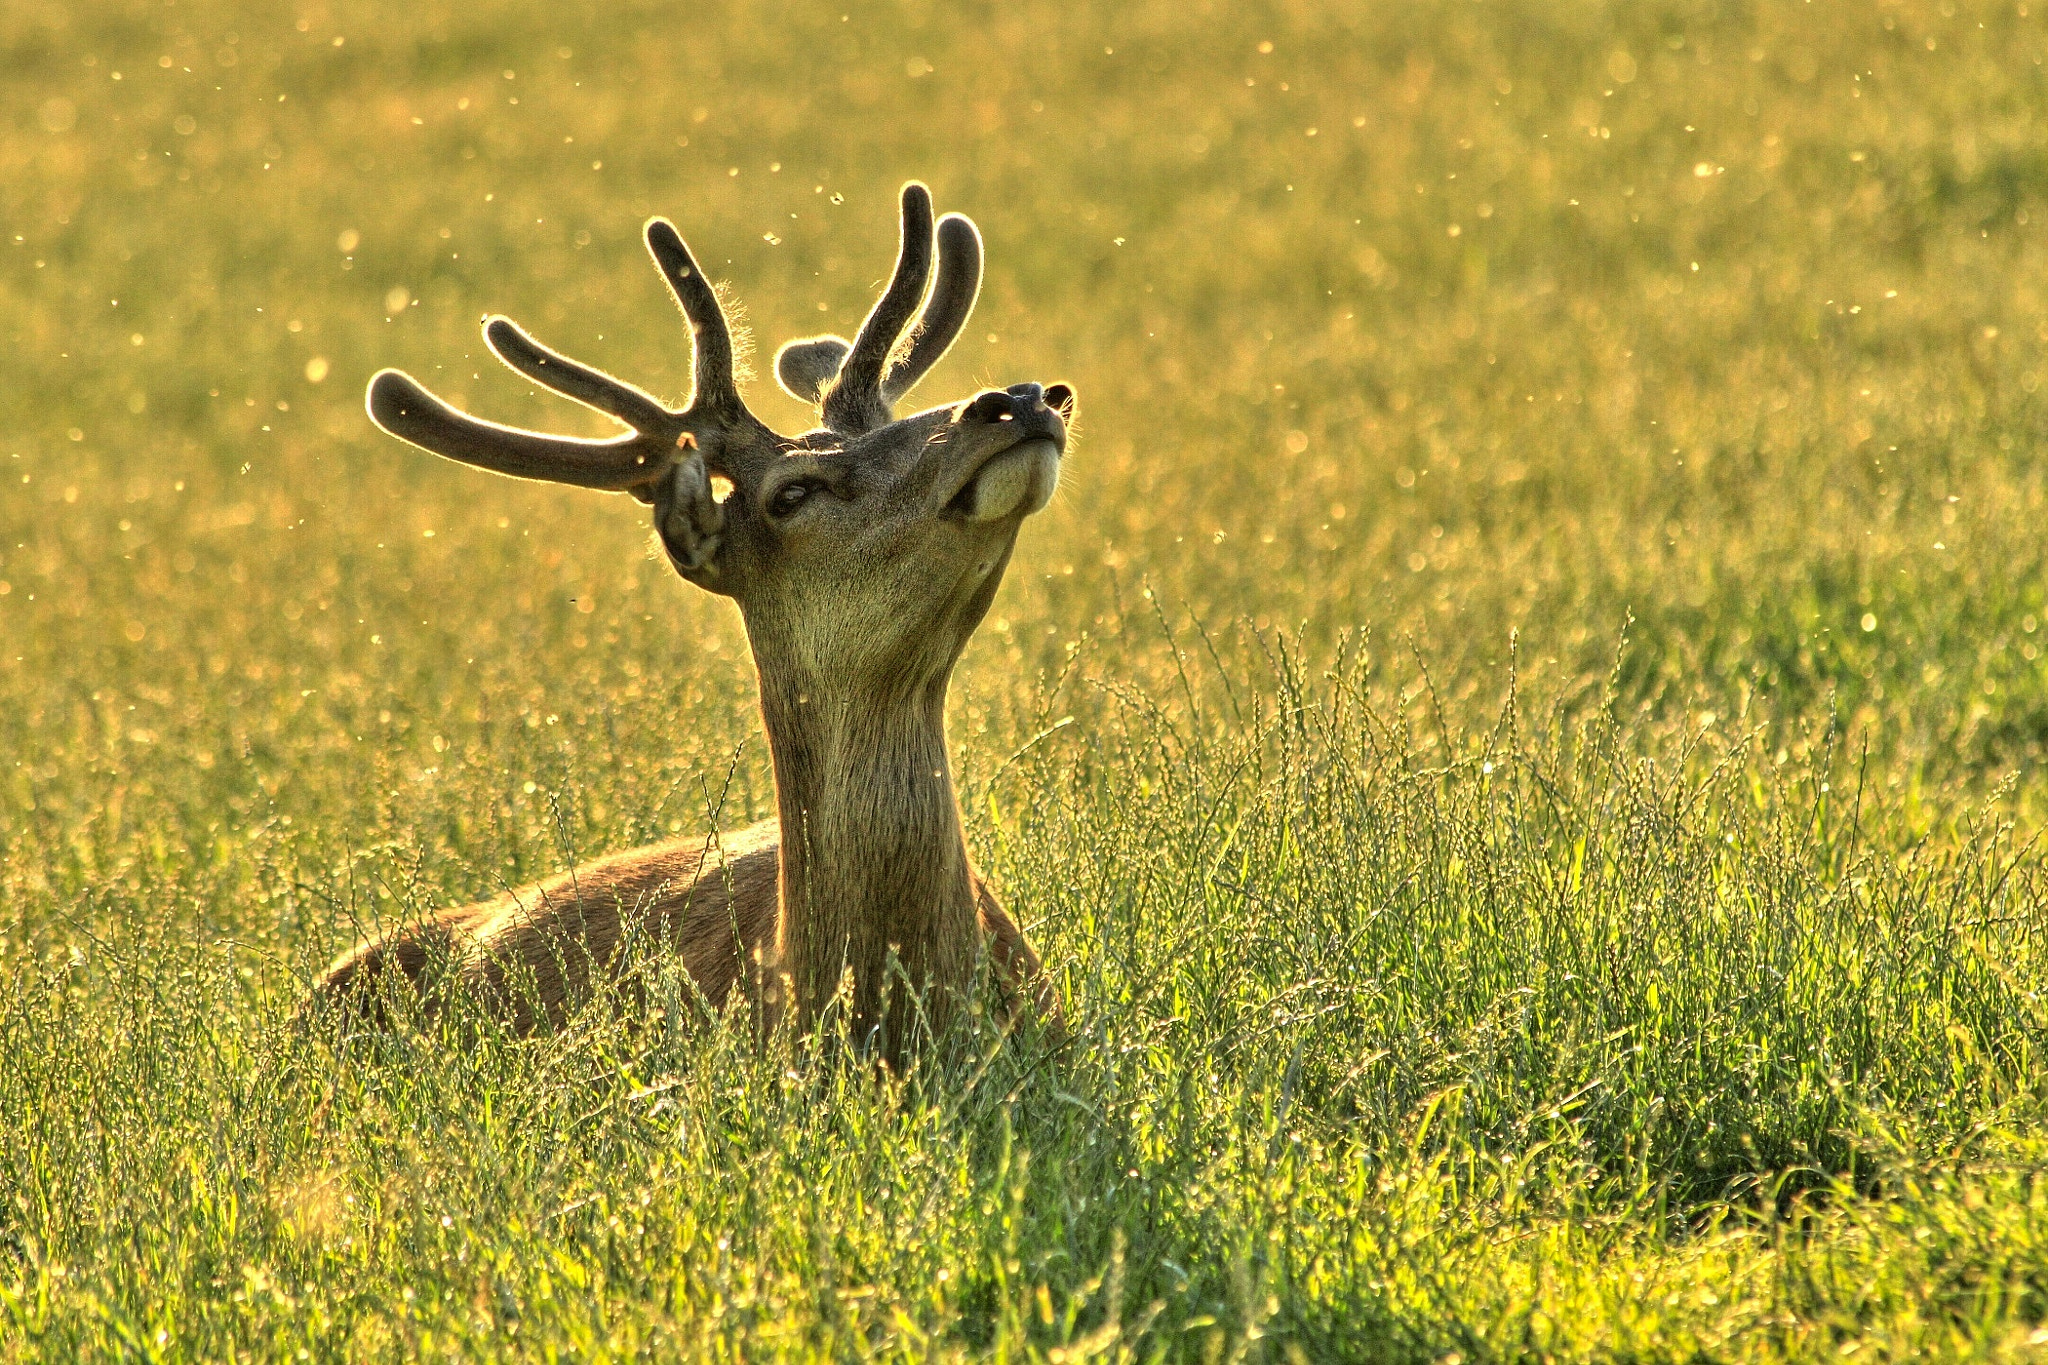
[882,212,982,407]
[366,370,675,492]
[483,315,678,435]
[644,218,747,422]
[367,214,766,497]
[823,181,935,434]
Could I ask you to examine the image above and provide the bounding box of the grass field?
[7,0,2048,1356]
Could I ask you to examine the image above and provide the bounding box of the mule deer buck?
[310,183,1070,1059]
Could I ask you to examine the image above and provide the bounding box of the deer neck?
[755,662,979,1051]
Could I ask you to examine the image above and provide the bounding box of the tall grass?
[5,0,2048,1356]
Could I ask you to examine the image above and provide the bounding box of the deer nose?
[963,384,1066,425]
[962,389,1016,423]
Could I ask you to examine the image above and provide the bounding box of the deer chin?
[953,437,1061,523]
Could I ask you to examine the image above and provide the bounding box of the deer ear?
[774,336,852,406]
[654,438,730,592]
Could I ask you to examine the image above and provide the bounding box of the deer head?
[366,181,1071,695]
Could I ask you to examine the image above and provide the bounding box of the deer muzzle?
[952,438,1061,522]
[945,384,1067,522]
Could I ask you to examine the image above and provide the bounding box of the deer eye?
[769,481,817,517]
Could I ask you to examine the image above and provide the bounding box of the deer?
[308,183,1071,1062]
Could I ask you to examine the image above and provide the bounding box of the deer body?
[310,183,1070,1059]
[312,819,1055,1038]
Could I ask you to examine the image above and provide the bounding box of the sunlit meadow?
[5,0,2048,1357]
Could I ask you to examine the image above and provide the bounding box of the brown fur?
[310,818,1060,1040]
